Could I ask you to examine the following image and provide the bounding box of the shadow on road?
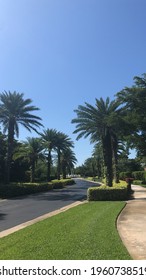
[0,213,7,220]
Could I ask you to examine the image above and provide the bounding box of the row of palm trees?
[0,73,145,185]
[72,74,146,187]
[14,131,77,183]
[0,91,77,183]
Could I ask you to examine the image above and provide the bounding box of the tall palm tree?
[61,148,77,179]
[14,137,44,182]
[41,128,58,181]
[55,132,74,180]
[72,97,121,186]
[0,91,43,183]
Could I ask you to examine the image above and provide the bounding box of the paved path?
[117,185,146,260]
[0,179,98,235]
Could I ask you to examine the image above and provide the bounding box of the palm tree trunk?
[57,149,61,180]
[102,132,113,187]
[6,120,14,183]
[62,161,66,179]
[111,135,119,183]
[30,161,35,183]
[47,151,51,181]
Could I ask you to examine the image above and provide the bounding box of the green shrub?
[87,182,128,201]
[0,179,75,198]
[132,171,146,183]
[133,180,143,185]
[119,172,132,180]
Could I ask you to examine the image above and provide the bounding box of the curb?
[0,200,87,238]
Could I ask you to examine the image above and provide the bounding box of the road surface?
[0,179,98,232]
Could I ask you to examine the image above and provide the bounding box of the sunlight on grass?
[0,202,131,260]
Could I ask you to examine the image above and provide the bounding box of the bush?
[87,182,128,201]
[133,180,143,185]
[132,171,146,183]
[0,179,75,198]
[119,172,132,180]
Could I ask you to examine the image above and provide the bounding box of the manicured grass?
[0,202,131,260]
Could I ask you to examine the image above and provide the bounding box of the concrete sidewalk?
[117,185,146,260]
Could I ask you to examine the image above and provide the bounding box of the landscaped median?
[0,179,75,198]
[87,181,128,201]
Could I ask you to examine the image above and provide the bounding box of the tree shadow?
[0,213,7,220]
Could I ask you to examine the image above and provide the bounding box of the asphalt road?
[0,179,98,232]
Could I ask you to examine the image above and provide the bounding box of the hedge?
[87,184,128,201]
[0,179,75,198]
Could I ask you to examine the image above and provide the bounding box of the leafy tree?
[0,91,43,183]
[72,97,122,186]
[116,73,146,159]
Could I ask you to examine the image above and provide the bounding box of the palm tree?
[0,91,43,183]
[72,97,121,186]
[14,137,44,182]
[61,148,77,179]
[55,132,74,180]
[92,142,104,178]
[41,128,58,181]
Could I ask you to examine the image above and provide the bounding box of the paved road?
[0,179,98,232]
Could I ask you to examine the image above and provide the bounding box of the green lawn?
[0,202,131,260]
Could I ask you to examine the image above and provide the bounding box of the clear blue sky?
[0,0,146,165]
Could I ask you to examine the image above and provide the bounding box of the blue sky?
[0,0,146,165]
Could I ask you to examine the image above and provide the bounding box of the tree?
[0,131,7,182]
[72,97,122,186]
[0,91,43,183]
[41,128,58,181]
[116,73,146,159]
[55,132,74,180]
[14,137,44,182]
[61,148,77,179]
[92,142,104,178]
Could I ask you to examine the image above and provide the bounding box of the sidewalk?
[117,185,146,259]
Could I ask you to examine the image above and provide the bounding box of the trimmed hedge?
[87,183,128,201]
[0,179,75,198]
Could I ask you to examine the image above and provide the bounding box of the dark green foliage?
[133,180,143,185]
[0,91,43,183]
[119,171,132,180]
[0,132,7,182]
[72,97,123,186]
[0,179,75,198]
[132,171,146,183]
[87,185,128,201]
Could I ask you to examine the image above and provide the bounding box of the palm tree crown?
[72,97,121,186]
[0,91,43,183]
[0,91,43,137]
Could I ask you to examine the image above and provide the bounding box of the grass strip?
[0,201,131,260]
